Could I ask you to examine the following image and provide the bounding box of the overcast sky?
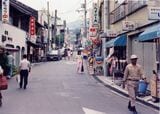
[17,0,91,23]
[17,0,124,23]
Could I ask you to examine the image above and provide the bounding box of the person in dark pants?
[0,66,4,107]
[19,54,31,89]
[123,55,146,114]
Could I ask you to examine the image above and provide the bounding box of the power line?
[59,0,94,15]
[58,0,95,23]
[87,0,93,5]
[59,0,82,14]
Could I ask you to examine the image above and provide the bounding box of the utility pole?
[103,0,110,76]
[47,1,50,51]
[84,0,87,39]
[54,9,57,49]
[77,0,87,47]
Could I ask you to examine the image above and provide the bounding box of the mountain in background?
[67,20,82,30]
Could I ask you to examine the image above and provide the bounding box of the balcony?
[127,0,147,15]
[110,0,147,24]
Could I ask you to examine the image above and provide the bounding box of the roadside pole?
[84,0,87,39]
[47,1,50,51]
[54,10,57,49]
[103,0,109,76]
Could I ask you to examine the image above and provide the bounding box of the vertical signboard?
[2,0,10,23]
[92,3,99,26]
[29,16,36,36]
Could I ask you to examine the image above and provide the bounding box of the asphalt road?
[0,60,159,114]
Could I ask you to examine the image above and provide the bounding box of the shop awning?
[138,24,160,42]
[106,34,127,48]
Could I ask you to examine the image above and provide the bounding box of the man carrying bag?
[123,55,146,114]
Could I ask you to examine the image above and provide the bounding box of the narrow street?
[0,60,158,114]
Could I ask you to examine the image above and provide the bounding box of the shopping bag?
[16,75,20,83]
[0,76,8,90]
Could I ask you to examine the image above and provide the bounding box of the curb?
[92,75,160,110]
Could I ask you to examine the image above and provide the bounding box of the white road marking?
[83,107,106,114]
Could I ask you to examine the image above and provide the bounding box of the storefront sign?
[2,0,10,23]
[148,7,160,20]
[29,16,36,36]
[89,27,97,37]
[122,21,135,31]
[106,30,117,37]
[92,3,99,26]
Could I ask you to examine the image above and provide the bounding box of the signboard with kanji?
[122,21,135,31]
[2,0,10,23]
[29,16,36,36]
[106,30,117,38]
[148,7,160,20]
[89,27,97,37]
[92,3,99,26]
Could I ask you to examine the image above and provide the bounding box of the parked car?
[47,50,62,61]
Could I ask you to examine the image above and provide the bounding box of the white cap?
[130,54,138,59]
[0,66,3,75]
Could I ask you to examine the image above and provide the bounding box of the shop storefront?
[138,23,160,73]
[105,34,127,76]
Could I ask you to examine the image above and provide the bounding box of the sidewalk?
[86,63,160,110]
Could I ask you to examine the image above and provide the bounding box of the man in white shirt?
[19,54,31,89]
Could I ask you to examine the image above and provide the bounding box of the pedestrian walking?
[123,54,146,114]
[67,49,71,60]
[19,54,31,89]
[0,45,8,78]
[0,66,3,107]
[76,50,84,73]
[6,52,14,79]
[64,48,68,60]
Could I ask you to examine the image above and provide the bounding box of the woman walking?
[76,50,84,73]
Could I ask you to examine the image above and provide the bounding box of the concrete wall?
[0,21,27,66]
[127,35,157,79]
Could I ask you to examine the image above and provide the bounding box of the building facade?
[97,0,160,80]
[0,0,46,66]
